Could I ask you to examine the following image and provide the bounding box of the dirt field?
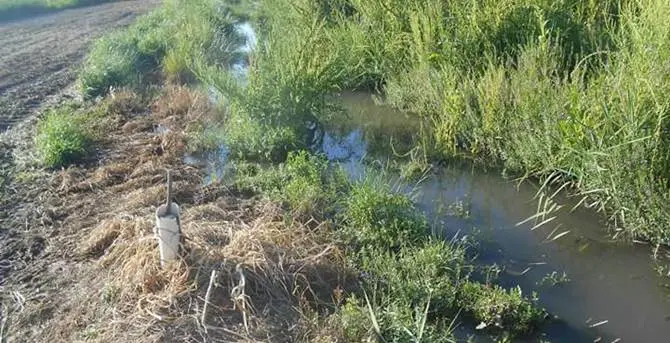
[0,0,158,132]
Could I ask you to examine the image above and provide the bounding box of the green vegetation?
[201,0,670,245]
[234,155,546,339]
[26,0,670,336]
[36,104,94,167]
[35,91,141,167]
[336,0,670,245]
[78,0,243,99]
[234,151,348,214]
[223,109,305,162]
[457,282,544,333]
[0,0,113,21]
[342,178,428,250]
[75,0,670,246]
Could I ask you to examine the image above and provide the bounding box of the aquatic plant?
[234,150,348,214]
[341,176,429,251]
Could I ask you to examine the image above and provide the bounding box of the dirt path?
[0,0,158,132]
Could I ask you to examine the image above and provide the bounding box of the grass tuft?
[342,177,428,251]
[36,104,93,168]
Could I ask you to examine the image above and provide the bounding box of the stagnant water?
[327,92,670,342]
[186,90,670,341]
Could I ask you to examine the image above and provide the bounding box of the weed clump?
[457,282,545,335]
[359,241,464,312]
[342,179,428,250]
[35,90,148,168]
[36,105,93,168]
[235,151,347,213]
[224,110,304,162]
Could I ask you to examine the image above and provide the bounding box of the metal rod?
[166,169,172,214]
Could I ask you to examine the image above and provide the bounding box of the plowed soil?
[0,0,157,132]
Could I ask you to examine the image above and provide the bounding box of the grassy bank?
[78,0,245,99]
[22,87,547,341]
[211,0,670,245]
[0,0,115,21]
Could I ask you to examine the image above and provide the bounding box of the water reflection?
[323,92,670,343]
[188,89,670,341]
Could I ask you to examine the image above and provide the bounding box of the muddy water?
[325,92,670,342]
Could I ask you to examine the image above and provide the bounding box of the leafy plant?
[234,151,348,213]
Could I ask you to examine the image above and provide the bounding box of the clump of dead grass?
[107,88,146,118]
[152,86,216,124]
[151,85,224,153]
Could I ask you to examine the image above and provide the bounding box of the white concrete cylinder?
[155,203,181,267]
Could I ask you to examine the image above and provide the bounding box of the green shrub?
[457,282,545,335]
[342,177,428,250]
[36,105,92,167]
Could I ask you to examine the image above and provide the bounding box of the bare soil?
[0,0,158,132]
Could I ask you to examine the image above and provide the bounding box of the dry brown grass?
[44,197,348,343]
[0,86,352,343]
[108,88,147,118]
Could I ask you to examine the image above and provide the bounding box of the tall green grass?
[235,0,670,245]
[78,0,242,99]
[197,0,355,161]
[378,0,670,244]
